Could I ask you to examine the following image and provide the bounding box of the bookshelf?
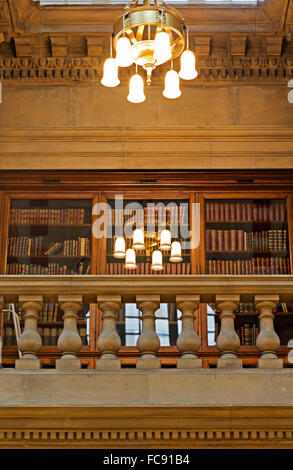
[6,199,92,275]
[105,197,191,275]
[204,198,291,275]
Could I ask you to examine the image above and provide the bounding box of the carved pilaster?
[136,295,161,369]
[255,295,283,369]
[56,295,83,370]
[216,295,242,369]
[96,295,122,370]
[15,295,43,370]
[176,295,202,369]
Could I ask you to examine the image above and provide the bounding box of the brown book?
[237,230,244,251]
[224,230,230,251]
[230,203,236,222]
[241,202,247,221]
[224,202,230,221]
[230,230,237,251]
[217,230,224,251]
[214,202,219,221]
[252,204,258,221]
[210,230,217,251]
[280,202,286,221]
[235,203,241,221]
[246,202,253,221]
[216,260,221,274]
[219,203,225,221]
[205,229,211,250]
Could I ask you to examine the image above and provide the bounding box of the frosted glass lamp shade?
[101,57,120,87]
[159,229,171,251]
[151,250,164,271]
[153,31,172,64]
[114,237,126,258]
[179,50,198,80]
[288,89,293,104]
[163,70,181,99]
[116,36,133,67]
[127,74,146,104]
[133,228,145,250]
[125,248,137,269]
[169,241,183,262]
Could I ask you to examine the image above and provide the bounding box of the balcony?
[0,274,293,449]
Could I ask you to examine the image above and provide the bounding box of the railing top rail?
[0,275,292,304]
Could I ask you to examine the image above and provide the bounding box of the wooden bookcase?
[0,171,292,368]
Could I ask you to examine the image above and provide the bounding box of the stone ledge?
[0,369,293,407]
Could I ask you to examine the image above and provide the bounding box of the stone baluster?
[216,294,242,369]
[15,295,43,369]
[56,295,83,370]
[255,295,283,369]
[136,295,161,369]
[176,295,202,368]
[96,295,122,370]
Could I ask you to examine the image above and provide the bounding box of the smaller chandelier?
[101,0,198,102]
[114,228,183,271]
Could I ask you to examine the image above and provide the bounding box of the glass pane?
[7,199,92,275]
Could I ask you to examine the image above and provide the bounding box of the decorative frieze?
[0,55,292,83]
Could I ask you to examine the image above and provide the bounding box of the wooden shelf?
[9,224,92,227]
[7,255,90,259]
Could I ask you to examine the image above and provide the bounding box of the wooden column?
[176,295,202,368]
[0,296,4,369]
[15,295,43,370]
[255,295,283,369]
[56,295,83,370]
[136,295,161,369]
[96,295,122,370]
[216,294,242,369]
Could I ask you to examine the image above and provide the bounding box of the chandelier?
[114,228,183,271]
[101,0,198,102]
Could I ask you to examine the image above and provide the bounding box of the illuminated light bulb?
[114,237,126,258]
[163,69,181,99]
[127,73,146,104]
[133,228,145,250]
[116,36,133,67]
[153,30,172,64]
[101,57,120,87]
[125,248,137,269]
[179,50,198,80]
[288,89,293,104]
[151,250,164,271]
[159,229,171,251]
[169,241,183,263]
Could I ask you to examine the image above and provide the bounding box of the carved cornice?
[0,55,292,84]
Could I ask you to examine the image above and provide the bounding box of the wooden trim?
[287,193,293,275]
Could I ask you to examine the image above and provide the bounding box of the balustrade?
[0,275,292,370]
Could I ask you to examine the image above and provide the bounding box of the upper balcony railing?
[0,274,293,370]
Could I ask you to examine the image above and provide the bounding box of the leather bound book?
[224,230,230,251]
[241,202,247,221]
[230,203,236,222]
[214,202,219,221]
[221,260,226,274]
[224,202,230,221]
[274,202,280,222]
[208,260,212,274]
[230,230,237,251]
[237,230,244,251]
[237,259,241,275]
[258,204,263,222]
[206,229,211,250]
[280,202,286,221]
[252,203,258,221]
[246,202,253,221]
[235,203,241,221]
[211,229,217,251]
[263,204,268,221]
[205,202,210,221]
[217,230,224,251]
[216,260,221,274]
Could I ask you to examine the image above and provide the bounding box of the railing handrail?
[0,275,292,304]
